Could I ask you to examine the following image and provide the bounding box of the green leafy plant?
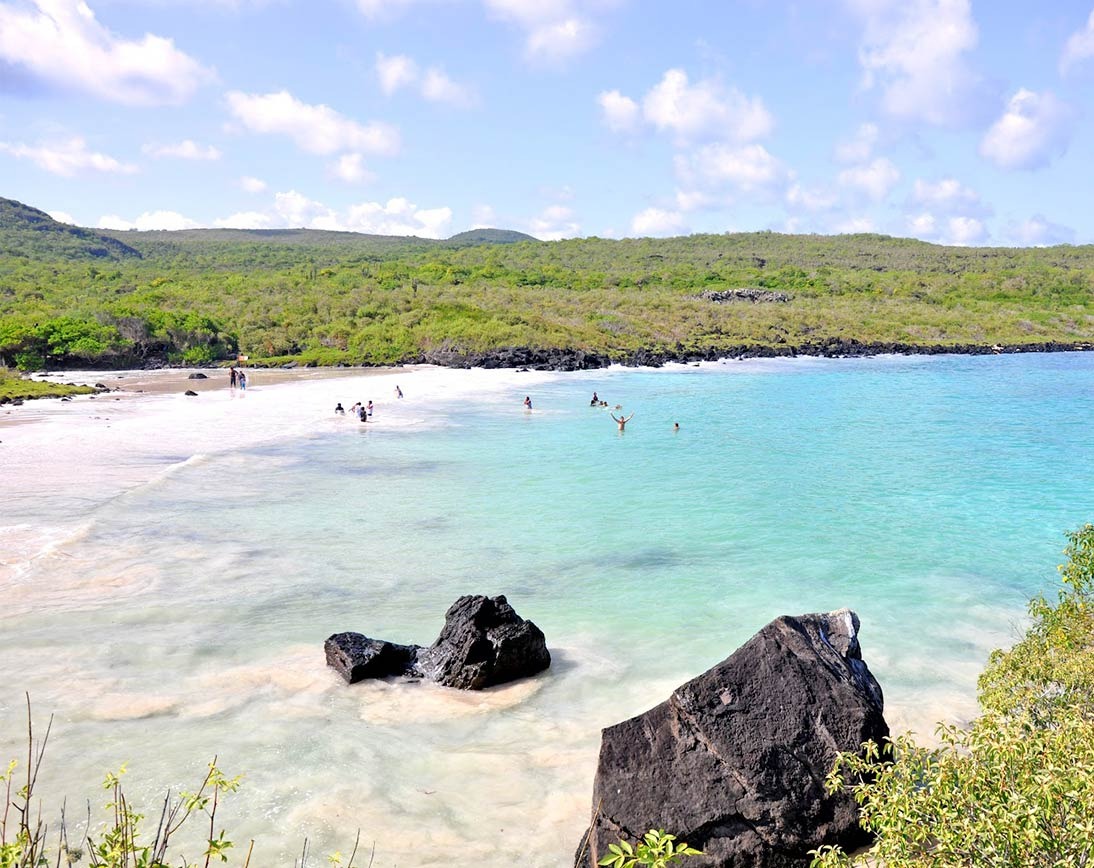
[810,525,1094,868]
[598,829,702,868]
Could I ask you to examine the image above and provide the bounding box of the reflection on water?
[2,356,1094,865]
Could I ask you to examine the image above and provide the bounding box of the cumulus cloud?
[1008,214,1076,246]
[0,137,137,176]
[142,140,221,160]
[834,122,879,164]
[239,175,267,193]
[630,207,685,237]
[483,0,597,62]
[906,211,988,245]
[597,89,640,133]
[979,88,1074,171]
[268,191,452,237]
[225,90,400,156]
[471,203,497,228]
[786,183,839,212]
[528,204,579,240]
[946,215,987,245]
[1061,9,1094,75]
[375,53,474,106]
[329,153,375,184]
[910,177,988,215]
[676,143,788,197]
[852,0,983,126]
[837,157,900,201]
[99,210,199,231]
[0,0,213,105]
[833,215,878,234]
[356,0,421,18]
[641,69,773,144]
[47,210,75,224]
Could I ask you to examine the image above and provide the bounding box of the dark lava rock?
[188,372,208,380]
[184,389,198,397]
[576,609,889,868]
[324,633,420,683]
[419,594,551,689]
[325,594,550,690]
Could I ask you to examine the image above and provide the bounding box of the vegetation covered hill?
[447,228,538,245]
[0,197,140,261]
[1,196,1092,369]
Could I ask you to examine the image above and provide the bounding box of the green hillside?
[447,228,539,245]
[1,197,1092,370]
[1,197,141,261]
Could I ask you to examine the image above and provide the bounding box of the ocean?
[2,352,1093,865]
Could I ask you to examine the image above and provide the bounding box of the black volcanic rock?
[418,594,551,689]
[325,594,550,690]
[187,372,208,379]
[576,609,889,868]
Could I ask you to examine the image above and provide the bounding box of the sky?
[1,0,1094,244]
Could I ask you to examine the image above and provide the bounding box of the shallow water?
[2,354,1094,865]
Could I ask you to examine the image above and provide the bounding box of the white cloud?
[907,212,937,238]
[225,90,400,156]
[833,215,878,234]
[214,211,273,230]
[269,191,452,237]
[239,175,267,193]
[597,89,640,133]
[946,215,986,245]
[329,152,375,184]
[630,207,685,237]
[1008,214,1076,246]
[528,204,579,240]
[0,0,213,105]
[674,189,717,212]
[642,68,773,144]
[910,177,986,215]
[355,0,421,18]
[979,88,1074,171]
[47,210,75,224]
[837,157,900,201]
[376,52,418,94]
[142,140,221,160]
[786,183,839,212]
[852,0,982,126]
[677,143,788,195]
[0,137,137,176]
[375,52,474,106]
[98,210,199,231]
[834,122,879,164]
[1061,9,1094,75]
[482,0,596,61]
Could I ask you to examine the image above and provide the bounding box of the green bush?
[811,525,1094,868]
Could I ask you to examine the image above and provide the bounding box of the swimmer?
[673,422,680,432]
[611,411,634,432]
[335,402,345,415]
[590,391,599,406]
[523,396,533,410]
[366,400,374,417]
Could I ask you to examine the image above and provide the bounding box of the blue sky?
[1,0,1093,244]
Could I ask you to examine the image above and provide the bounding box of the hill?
[1,197,1092,370]
[447,228,538,245]
[0,197,141,260]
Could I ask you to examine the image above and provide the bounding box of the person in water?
[590,391,599,406]
[358,403,367,421]
[395,385,404,399]
[238,371,247,390]
[673,422,680,432]
[229,366,238,389]
[366,400,374,417]
[335,402,345,415]
[611,411,634,431]
[523,396,533,410]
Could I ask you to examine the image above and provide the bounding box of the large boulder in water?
[419,594,551,689]
[325,594,550,690]
[576,609,889,868]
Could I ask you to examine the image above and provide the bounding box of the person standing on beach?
[229,366,237,389]
[611,411,634,432]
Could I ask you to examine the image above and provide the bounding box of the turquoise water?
[2,353,1094,865]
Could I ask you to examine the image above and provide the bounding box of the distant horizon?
[2,2,1093,247]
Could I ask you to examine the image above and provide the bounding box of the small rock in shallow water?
[184,390,198,397]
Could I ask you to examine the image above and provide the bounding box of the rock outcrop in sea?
[325,594,550,690]
[575,609,889,868]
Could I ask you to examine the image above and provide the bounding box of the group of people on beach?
[333,385,403,421]
[228,366,247,390]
